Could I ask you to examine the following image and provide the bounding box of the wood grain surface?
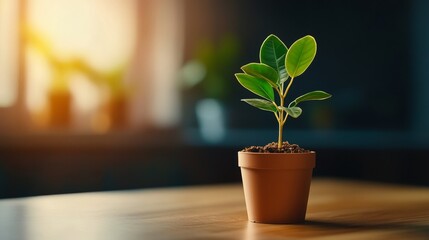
[0,178,428,240]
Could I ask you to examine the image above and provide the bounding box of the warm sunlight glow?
[25,0,137,122]
[0,0,19,107]
[150,0,184,127]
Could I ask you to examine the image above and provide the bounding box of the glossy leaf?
[288,90,332,107]
[241,99,277,113]
[241,63,278,88]
[259,34,289,84]
[235,73,274,101]
[285,35,317,77]
[280,106,303,118]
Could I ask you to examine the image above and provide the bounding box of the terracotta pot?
[238,151,316,224]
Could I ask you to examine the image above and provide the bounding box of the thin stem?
[278,122,283,149]
[284,77,295,98]
[272,101,280,122]
[277,77,295,149]
[274,112,279,122]
[282,113,289,125]
[275,87,283,97]
[277,82,286,149]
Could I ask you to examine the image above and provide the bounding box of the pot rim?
[238,151,316,155]
[238,151,316,169]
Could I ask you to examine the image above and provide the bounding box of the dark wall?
[1,132,428,199]
[184,0,417,135]
[0,133,239,198]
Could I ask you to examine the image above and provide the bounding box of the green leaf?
[281,107,302,118]
[288,90,332,107]
[235,73,274,101]
[241,99,277,113]
[259,34,289,84]
[285,35,317,78]
[241,63,279,88]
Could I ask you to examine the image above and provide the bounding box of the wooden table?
[0,178,428,240]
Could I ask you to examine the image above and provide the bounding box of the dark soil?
[241,142,311,153]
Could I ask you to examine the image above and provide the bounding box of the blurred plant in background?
[181,35,240,142]
[73,60,131,130]
[181,34,239,101]
[24,26,131,130]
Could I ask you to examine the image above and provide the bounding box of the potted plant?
[235,34,331,223]
[25,27,73,128]
[99,64,130,130]
[72,59,131,130]
[47,70,72,128]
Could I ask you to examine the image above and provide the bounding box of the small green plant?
[235,34,332,150]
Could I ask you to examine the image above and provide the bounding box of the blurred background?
[0,0,428,198]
